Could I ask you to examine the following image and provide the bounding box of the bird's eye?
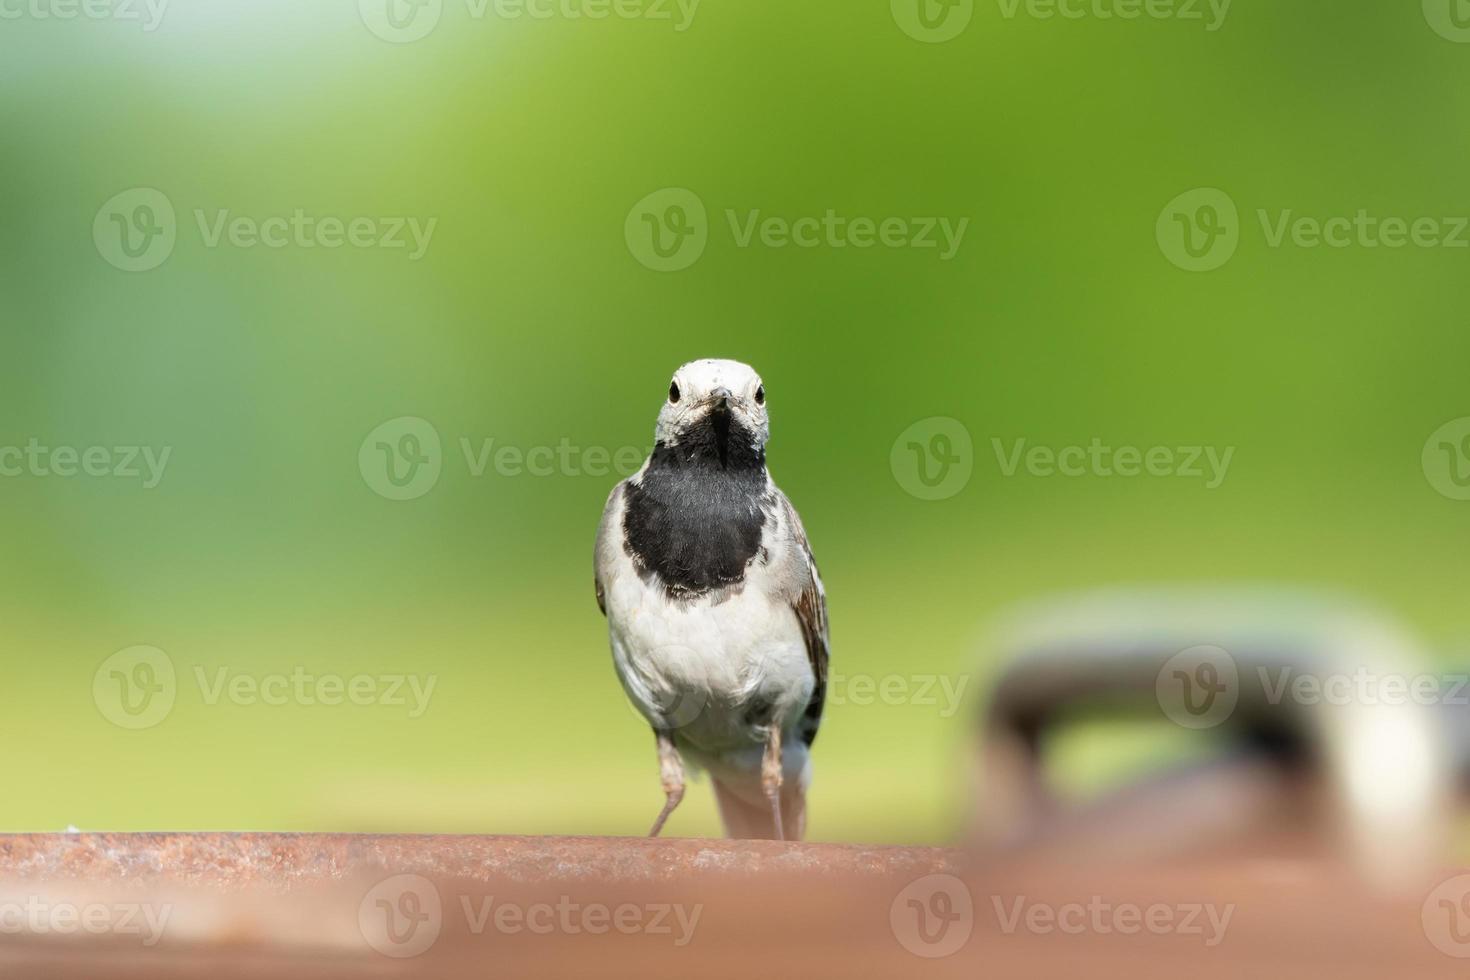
[754,385,765,406]
[668,381,681,404]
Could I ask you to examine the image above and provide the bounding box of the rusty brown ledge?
[0,834,964,888]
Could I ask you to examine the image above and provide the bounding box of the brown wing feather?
[782,496,829,747]
[794,578,829,746]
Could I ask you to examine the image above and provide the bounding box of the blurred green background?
[1,0,1467,842]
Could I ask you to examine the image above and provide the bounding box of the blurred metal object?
[972,588,1453,889]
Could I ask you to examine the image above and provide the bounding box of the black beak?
[707,388,734,464]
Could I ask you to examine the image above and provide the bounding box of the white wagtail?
[594,359,829,841]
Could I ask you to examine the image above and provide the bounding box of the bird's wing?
[775,490,829,747]
[593,482,626,618]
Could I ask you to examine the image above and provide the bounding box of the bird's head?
[654,358,769,466]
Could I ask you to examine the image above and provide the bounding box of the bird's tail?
[712,775,806,841]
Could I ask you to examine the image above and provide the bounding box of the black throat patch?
[622,411,768,600]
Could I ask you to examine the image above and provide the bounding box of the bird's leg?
[648,730,685,838]
[761,723,785,841]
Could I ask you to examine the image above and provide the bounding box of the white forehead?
[673,358,761,393]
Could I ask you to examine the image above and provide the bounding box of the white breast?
[597,486,815,772]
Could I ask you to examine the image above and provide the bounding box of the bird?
[594,358,829,841]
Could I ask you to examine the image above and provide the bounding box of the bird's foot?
[761,724,785,842]
[648,730,685,838]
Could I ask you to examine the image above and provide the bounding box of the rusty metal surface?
[0,833,973,980]
[0,834,1458,979]
[0,833,964,889]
